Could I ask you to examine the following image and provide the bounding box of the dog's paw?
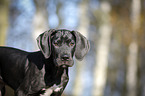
[54,87,63,92]
[40,88,53,96]
[52,84,63,92]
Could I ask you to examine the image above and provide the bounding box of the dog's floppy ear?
[37,29,55,59]
[72,31,90,61]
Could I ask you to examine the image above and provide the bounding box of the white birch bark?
[126,0,140,96]
[72,0,89,96]
[126,42,138,96]
[32,0,48,50]
[92,1,112,96]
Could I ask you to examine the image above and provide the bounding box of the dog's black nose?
[61,55,69,61]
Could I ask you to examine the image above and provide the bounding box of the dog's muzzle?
[56,55,74,68]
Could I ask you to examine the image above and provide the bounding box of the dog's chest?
[29,65,46,92]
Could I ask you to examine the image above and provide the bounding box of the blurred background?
[0,0,145,96]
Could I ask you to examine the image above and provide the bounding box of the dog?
[0,29,90,96]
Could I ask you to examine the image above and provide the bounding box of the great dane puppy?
[0,29,90,96]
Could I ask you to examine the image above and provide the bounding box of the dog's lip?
[60,61,69,67]
[61,61,69,64]
[61,65,67,68]
[58,61,73,68]
[55,59,73,67]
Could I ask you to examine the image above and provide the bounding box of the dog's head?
[37,29,90,68]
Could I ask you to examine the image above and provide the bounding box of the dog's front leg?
[15,90,27,96]
[52,68,69,96]
[39,88,53,96]
[59,68,69,91]
[41,68,69,96]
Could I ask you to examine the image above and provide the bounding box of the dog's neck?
[45,55,68,77]
[44,54,68,87]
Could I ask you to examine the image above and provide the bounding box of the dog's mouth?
[60,61,70,68]
[61,61,69,64]
[55,59,74,68]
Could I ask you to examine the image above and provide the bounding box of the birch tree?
[0,0,9,45]
[72,0,89,95]
[93,1,112,96]
[126,0,141,96]
[32,0,48,50]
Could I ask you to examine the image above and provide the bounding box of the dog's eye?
[54,43,58,46]
[70,42,75,46]
[53,42,59,46]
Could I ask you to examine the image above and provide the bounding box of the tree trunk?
[72,0,89,95]
[93,1,112,96]
[0,0,9,45]
[126,0,140,96]
[32,0,48,50]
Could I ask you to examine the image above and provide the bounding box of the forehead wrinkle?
[51,32,61,42]
[54,31,62,37]
[53,30,74,41]
[62,31,73,39]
